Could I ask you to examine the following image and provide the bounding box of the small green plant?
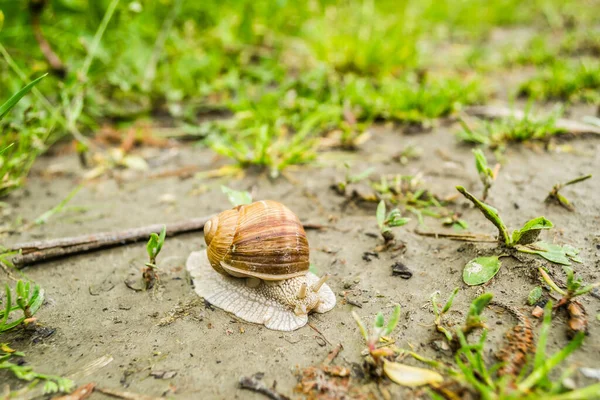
[0,344,74,394]
[353,305,444,387]
[221,185,252,207]
[545,174,592,211]
[519,60,600,103]
[538,267,599,337]
[472,148,498,201]
[527,286,543,306]
[1,280,44,332]
[457,110,564,149]
[353,305,401,357]
[457,185,582,284]
[335,163,374,194]
[376,200,410,243]
[408,301,600,399]
[456,186,553,248]
[539,266,600,304]
[143,225,166,290]
[431,289,491,345]
[442,213,469,231]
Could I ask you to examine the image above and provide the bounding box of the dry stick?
[9,217,211,268]
[239,374,290,400]
[8,217,327,268]
[322,343,344,366]
[94,387,162,400]
[414,230,497,243]
[466,105,600,135]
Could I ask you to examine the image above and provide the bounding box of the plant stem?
[456,186,510,245]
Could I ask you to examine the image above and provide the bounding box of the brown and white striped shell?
[186,200,335,331]
[203,200,309,281]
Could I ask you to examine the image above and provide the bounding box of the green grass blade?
[34,185,82,225]
[456,186,510,245]
[0,73,47,120]
[518,331,585,392]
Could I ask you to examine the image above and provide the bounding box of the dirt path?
[2,117,600,399]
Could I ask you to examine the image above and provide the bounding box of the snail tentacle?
[297,282,307,299]
[311,273,330,292]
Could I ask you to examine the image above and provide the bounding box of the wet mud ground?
[1,104,600,399]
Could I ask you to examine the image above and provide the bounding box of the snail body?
[186,200,335,331]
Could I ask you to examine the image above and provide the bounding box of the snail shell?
[186,200,335,331]
[204,200,309,280]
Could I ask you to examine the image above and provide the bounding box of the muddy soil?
[1,110,600,399]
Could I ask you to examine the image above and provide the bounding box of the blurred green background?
[0,0,598,195]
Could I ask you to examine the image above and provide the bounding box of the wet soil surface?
[2,111,600,399]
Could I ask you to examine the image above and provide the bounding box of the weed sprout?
[143,225,166,289]
[376,200,409,243]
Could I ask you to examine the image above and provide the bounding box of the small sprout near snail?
[353,305,400,374]
[545,174,592,211]
[376,200,409,244]
[143,225,166,290]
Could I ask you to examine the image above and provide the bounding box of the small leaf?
[517,242,581,266]
[468,293,493,318]
[473,149,489,176]
[383,361,444,387]
[375,312,385,328]
[442,288,459,313]
[462,256,502,286]
[146,233,159,259]
[376,200,386,230]
[527,286,543,305]
[221,186,252,207]
[511,217,553,245]
[352,311,369,342]
[383,305,401,336]
[155,225,167,255]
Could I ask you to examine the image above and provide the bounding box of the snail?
[186,200,336,331]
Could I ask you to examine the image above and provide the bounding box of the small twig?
[322,343,344,366]
[8,216,326,268]
[94,387,161,400]
[414,230,497,242]
[239,374,290,400]
[308,322,332,346]
[8,217,211,268]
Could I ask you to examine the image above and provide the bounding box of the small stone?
[531,305,544,319]
[391,262,413,279]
